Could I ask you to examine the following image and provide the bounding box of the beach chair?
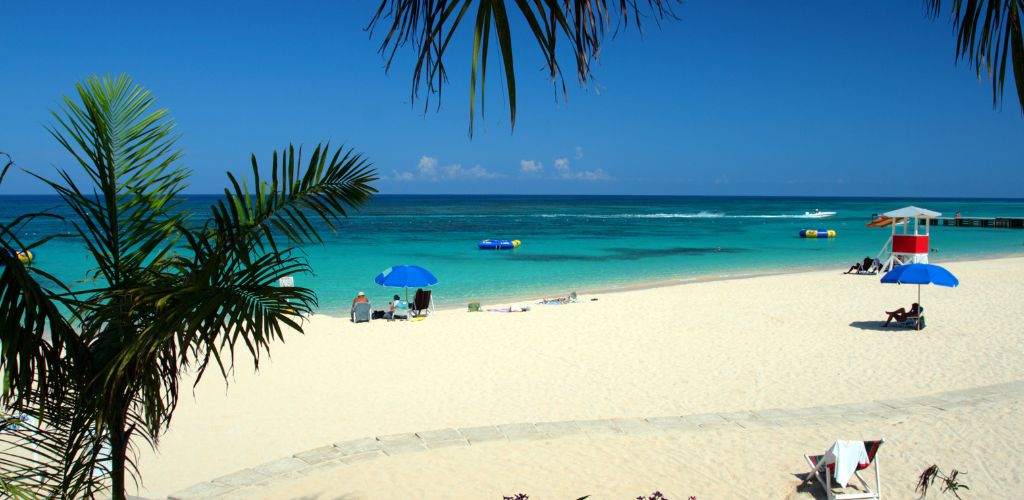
[895,313,925,329]
[391,301,410,321]
[803,439,885,500]
[352,302,371,323]
[412,289,433,317]
[893,306,925,329]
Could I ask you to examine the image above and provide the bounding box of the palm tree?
[0,74,377,498]
[367,0,1023,135]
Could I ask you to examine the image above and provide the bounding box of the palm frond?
[44,73,188,286]
[368,0,681,136]
[927,0,1024,113]
[0,387,111,499]
[0,153,84,410]
[210,142,377,253]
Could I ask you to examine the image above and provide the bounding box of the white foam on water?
[532,211,835,219]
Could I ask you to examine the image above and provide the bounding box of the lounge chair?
[894,308,925,329]
[804,439,885,500]
[352,302,371,323]
[846,257,877,275]
[391,301,410,321]
[412,289,433,317]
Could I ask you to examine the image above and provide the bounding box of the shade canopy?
[880,263,959,287]
[374,265,438,288]
[882,206,941,219]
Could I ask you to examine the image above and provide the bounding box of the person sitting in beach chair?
[883,302,920,327]
[411,288,433,317]
[540,291,577,304]
[803,439,885,500]
[351,301,371,323]
[350,291,369,321]
[844,257,874,274]
[869,258,883,273]
[388,294,410,321]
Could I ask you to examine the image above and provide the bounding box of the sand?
[136,256,1024,499]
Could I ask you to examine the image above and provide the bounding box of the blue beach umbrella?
[880,263,959,330]
[374,265,438,302]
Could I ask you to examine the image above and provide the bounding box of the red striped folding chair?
[803,439,885,500]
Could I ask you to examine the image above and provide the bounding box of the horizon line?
[1,193,1022,201]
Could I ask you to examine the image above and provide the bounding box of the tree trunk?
[108,403,131,500]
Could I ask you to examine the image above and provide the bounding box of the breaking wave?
[533,211,835,219]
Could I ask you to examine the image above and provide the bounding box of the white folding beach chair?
[803,439,884,500]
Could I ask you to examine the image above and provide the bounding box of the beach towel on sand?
[823,440,869,487]
[487,305,530,313]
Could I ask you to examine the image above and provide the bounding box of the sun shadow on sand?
[791,474,830,499]
[849,321,914,332]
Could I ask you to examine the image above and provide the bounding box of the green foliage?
[369,1,1024,134]
[368,0,680,136]
[0,74,377,498]
[927,0,1024,114]
[917,464,970,499]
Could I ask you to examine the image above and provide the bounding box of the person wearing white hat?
[351,291,369,321]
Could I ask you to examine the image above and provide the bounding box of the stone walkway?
[167,380,1024,499]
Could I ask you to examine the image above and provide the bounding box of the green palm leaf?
[927,0,1024,113]
[369,0,681,136]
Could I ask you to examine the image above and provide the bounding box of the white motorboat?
[804,209,837,218]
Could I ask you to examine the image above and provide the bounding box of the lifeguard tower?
[868,206,940,270]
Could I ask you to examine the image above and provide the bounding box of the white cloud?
[390,170,416,182]
[574,146,584,160]
[562,168,609,180]
[553,157,571,173]
[418,156,439,179]
[549,156,608,181]
[442,164,500,179]
[520,160,543,173]
[392,156,501,182]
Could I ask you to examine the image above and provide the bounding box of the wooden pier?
[937,217,1024,229]
[869,215,1024,229]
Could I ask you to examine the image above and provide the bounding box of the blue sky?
[1,1,1021,197]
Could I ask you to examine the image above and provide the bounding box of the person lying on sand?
[541,291,578,304]
[883,302,920,326]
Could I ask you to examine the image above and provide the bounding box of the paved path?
[168,380,1024,499]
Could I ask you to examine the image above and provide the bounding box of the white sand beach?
[137,256,1024,499]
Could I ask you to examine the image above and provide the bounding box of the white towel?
[824,440,869,487]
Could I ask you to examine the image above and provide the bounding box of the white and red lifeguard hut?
[868,206,941,270]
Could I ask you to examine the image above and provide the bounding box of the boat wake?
[534,212,837,219]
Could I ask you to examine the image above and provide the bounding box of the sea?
[3,195,1023,314]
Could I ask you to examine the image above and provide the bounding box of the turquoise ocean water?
[3,195,1023,314]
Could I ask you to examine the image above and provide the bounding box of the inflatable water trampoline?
[799,229,836,238]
